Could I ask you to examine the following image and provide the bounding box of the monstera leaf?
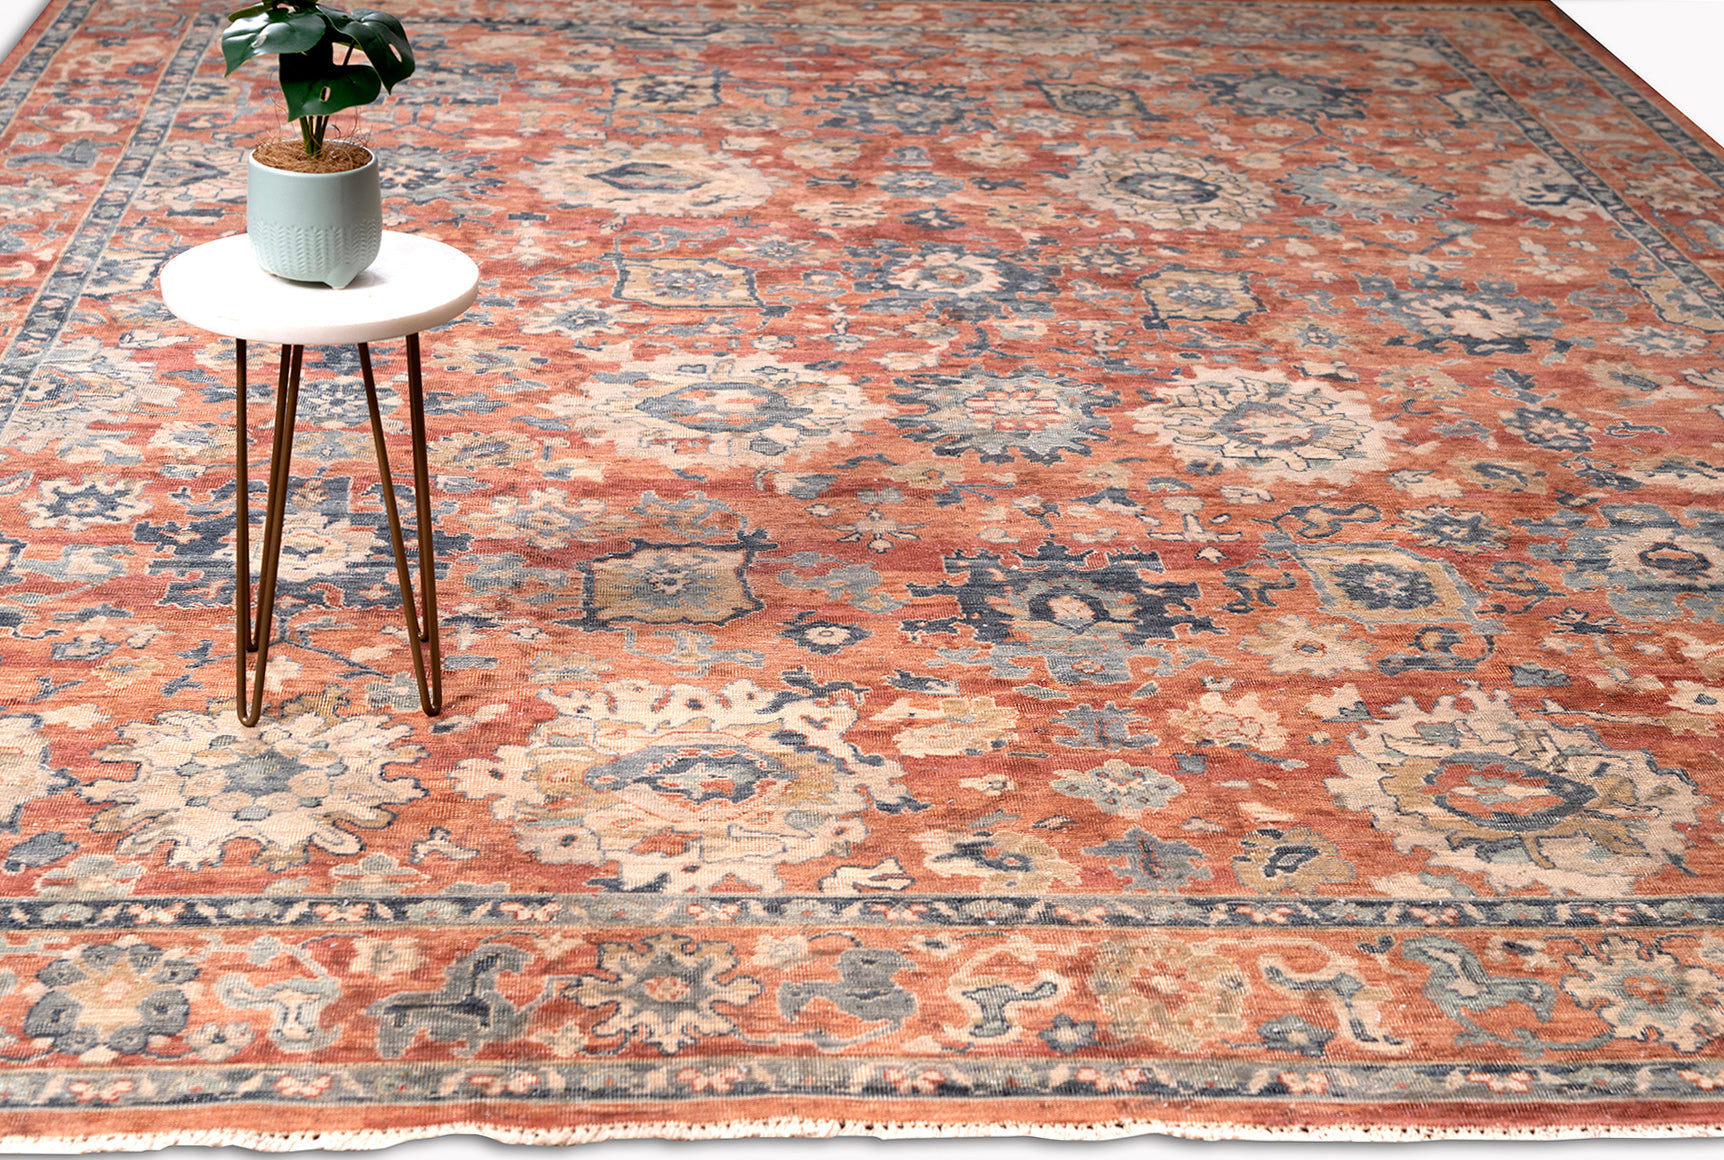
[221,5,329,74]
[328,8,415,91]
[279,52,382,121]
[223,2,415,155]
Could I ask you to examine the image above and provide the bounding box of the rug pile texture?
[2,0,1724,1148]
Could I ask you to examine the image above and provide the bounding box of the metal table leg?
[232,337,443,724]
[359,335,443,717]
[235,340,302,727]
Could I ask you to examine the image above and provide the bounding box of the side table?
[160,231,479,725]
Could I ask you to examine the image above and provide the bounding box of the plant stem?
[296,114,332,158]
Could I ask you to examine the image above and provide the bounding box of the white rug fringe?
[3,1115,1721,1153]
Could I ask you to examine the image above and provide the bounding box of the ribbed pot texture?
[245,149,383,289]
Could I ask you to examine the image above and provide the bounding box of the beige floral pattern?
[915,828,1082,894]
[1058,149,1273,230]
[0,716,61,831]
[1090,936,1252,1052]
[569,934,762,1054]
[262,513,380,583]
[1233,826,1356,894]
[1237,615,1374,677]
[449,680,913,891]
[1131,368,1401,483]
[1563,936,1724,1053]
[87,699,425,869]
[556,355,890,469]
[1326,687,1707,894]
[872,696,1018,758]
[1170,691,1289,751]
[523,142,774,217]
[1482,155,1604,220]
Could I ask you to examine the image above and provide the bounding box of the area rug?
[1,0,1723,1148]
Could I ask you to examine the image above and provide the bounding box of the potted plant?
[222,2,415,288]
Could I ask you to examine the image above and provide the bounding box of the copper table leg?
[359,337,443,717]
[234,341,302,727]
[232,337,442,723]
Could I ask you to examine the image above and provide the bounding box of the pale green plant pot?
[245,149,383,289]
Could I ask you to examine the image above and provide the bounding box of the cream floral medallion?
[523,142,774,218]
[1481,155,1605,221]
[1561,935,1724,1053]
[450,680,916,891]
[1131,367,1402,483]
[1090,936,1252,1052]
[0,716,61,831]
[1057,148,1274,231]
[560,355,890,469]
[255,513,381,583]
[1237,614,1374,677]
[1325,686,1707,894]
[87,700,426,869]
[21,478,151,533]
[568,934,762,1054]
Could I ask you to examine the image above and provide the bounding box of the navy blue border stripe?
[1515,7,1724,182]
[1419,27,1724,322]
[0,8,217,431]
[0,0,92,134]
[0,1057,1715,1107]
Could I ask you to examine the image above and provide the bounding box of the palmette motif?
[2,0,1724,1145]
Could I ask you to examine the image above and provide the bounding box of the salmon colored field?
[1,0,1723,1147]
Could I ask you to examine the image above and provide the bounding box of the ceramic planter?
[245,149,382,289]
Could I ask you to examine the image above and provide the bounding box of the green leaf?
[279,58,382,120]
[221,9,330,74]
[329,8,415,91]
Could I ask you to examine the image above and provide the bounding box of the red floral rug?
[2,0,1723,1147]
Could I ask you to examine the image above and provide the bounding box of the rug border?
[1533,0,1724,157]
[3,1116,1724,1154]
[5,0,1724,1151]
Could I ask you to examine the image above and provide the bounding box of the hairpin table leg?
[235,339,251,657]
[234,341,303,726]
[359,336,443,717]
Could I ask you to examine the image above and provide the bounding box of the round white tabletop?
[159,230,479,345]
